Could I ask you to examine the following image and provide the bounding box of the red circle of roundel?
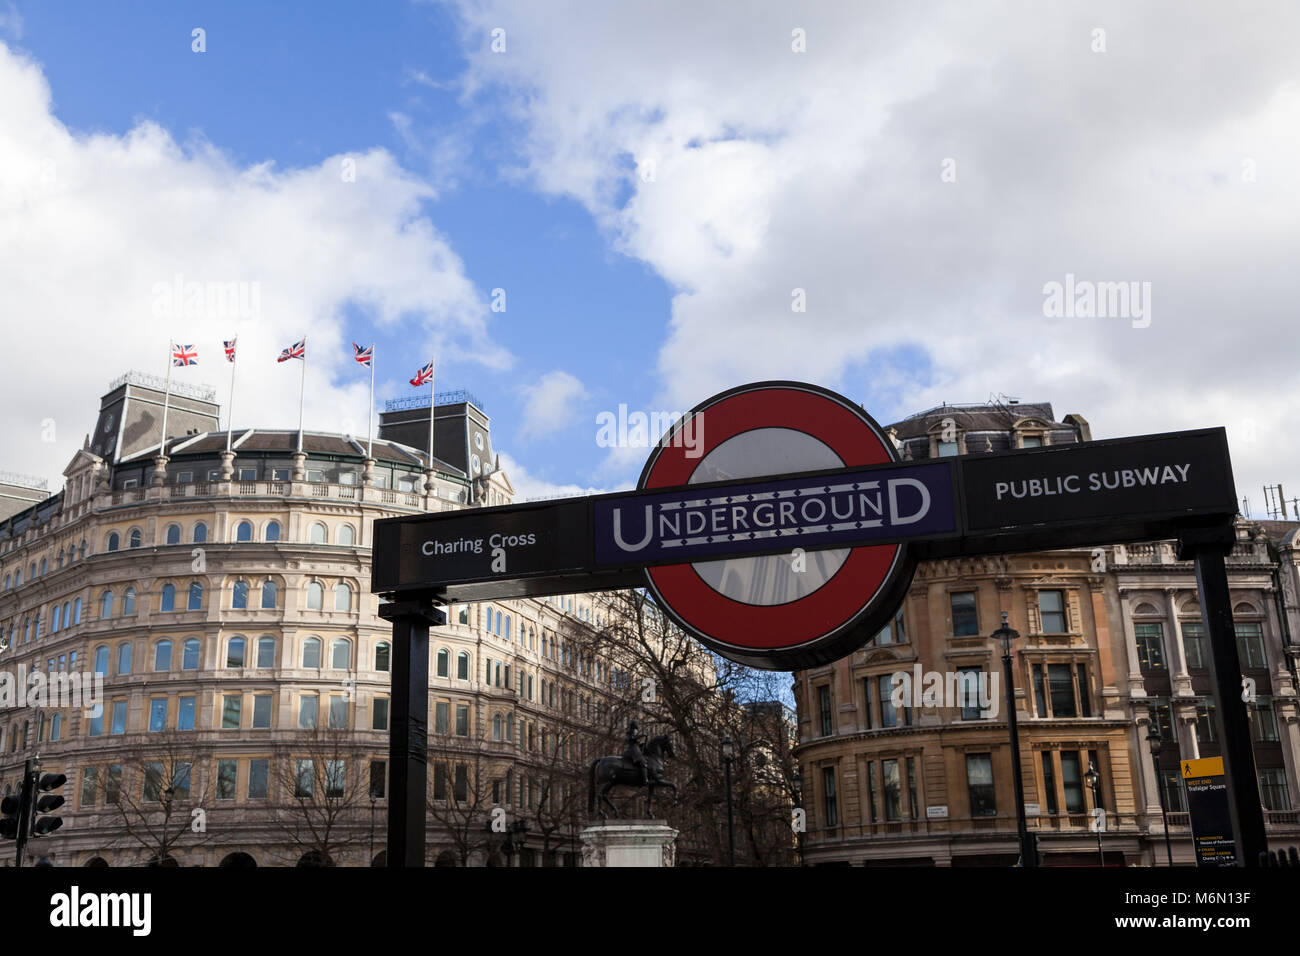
[639,382,903,660]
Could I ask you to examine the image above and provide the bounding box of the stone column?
[151,455,169,487]
[1163,588,1191,696]
[580,822,678,867]
[291,451,307,482]
[219,451,235,481]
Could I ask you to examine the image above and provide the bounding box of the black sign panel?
[1182,757,1237,867]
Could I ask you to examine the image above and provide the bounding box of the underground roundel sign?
[634,382,916,670]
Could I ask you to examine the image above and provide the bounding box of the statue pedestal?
[580,821,677,868]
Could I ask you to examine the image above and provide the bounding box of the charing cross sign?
[372,380,1271,870]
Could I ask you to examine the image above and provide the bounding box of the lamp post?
[1147,730,1175,866]
[721,736,736,867]
[993,612,1036,868]
[369,795,377,866]
[1085,760,1104,867]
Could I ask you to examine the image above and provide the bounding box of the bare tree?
[270,726,372,866]
[425,737,499,866]
[102,732,214,867]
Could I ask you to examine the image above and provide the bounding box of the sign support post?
[1178,523,1268,867]
[379,599,444,867]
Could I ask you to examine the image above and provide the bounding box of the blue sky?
[2,1,1297,507]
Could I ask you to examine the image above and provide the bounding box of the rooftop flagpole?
[367,345,375,460]
[297,337,307,454]
[428,358,435,472]
[225,337,238,453]
[160,342,174,455]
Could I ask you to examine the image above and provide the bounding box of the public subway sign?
[372,382,1237,670]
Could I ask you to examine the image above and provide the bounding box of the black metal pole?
[379,599,443,867]
[1154,765,1174,866]
[1178,525,1268,867]
[14,759,34,868]
[1002,649,1035,867]
[724,758,735,867]
[1092,780,1104,866]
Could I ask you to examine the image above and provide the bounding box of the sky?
[1,1,1298,514]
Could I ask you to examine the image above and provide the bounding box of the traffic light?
[31,772,66,837]
[0,791,22,839]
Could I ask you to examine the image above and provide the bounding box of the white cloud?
[496,451,616,500]
[517,369,587,438]
[445,0,1300,507]
[0,40,507,487]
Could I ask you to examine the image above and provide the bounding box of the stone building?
[0,372,646,866]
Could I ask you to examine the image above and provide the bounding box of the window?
[222,694,242,729]
[1047,664,1076,717]
[370,761,386,798]
[456,651,469,680]
[493,714,503,741]
[73,597,81,624]
[106,532,119,552]
[1135,622,1165,669]
[272,468,290,481]
[299,694,318,728]
[454,765,468,803]
[907,757,919,821]
[436,648,449,678]
[100,591,114,618]
[154,640,172,672]
[310,523,327,544]
[817,685,832,737]
[239,468,257,482]
[265,521,281,542]
[261,580,277,608]
[958,666,984,720]
[149,699,168,732]
[303,636,321,668]
[882,759,901,821]
[951,592,979,636]
[1038,590,1066,633]
[177,696,196,731]
[236,521,253,542]
[874,622,892,646]
[1195,699,1216,744]
[456,703,469,736]
[937,439,958,457]
[93,645,109,676]
[1259,769,1292,812]
[193,522,207,543]
[435,701,449,734]
[338,525,355,546]
[879,674,899,728]
[295,759,314,798]
[110,700,127,735]
[227,637,245,668]
[1060,752,1085,813]
[248,760,269,799]
[187,581,203,610]
[217,760,237,800]
[326,760,345,798]
[81,768,98,808]
[232,580,249,609]
[1040,751,1058,814]
[143,763,164,802]
[372,698,389,731]
[1250,698,1279,743]
[1147,698,1173,741]
[116,642,132,676]
[1021,435,1043,448]
[330,638,350,669]
[308,470,325,483]
[1076,663,1091,717]
[1235,622,1266,669]
[1183,622,1206,670]
[106,765,122,805]
[182,638,200,670]
[255,636,275,668]
[966,753,996,816]
[253,694,272,729]
[375,642,390,672]
[166,524,181,545]
[434,765,448,801]
[161,584,175,611]
[334,583,351,611]
[123,588,136,615]
[306,582,323,610]
[458,607,469,625]
[861,678,873,729]
[51,604,61,633]
[128,529,142,549]
[329,694,348,729]
[822,767,838,827]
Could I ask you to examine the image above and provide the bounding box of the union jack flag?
[224,338,237,362]
[353,342,373,366]
[171,343,198,366]
[409,359,434,387]
[277,337,306,363]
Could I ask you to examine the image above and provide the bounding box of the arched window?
[309,522,327,545]
[39,558,47,575]
[165,524,181,545]
[56,550,63,569]
[128,529,142,549]
[161,584,176,612]
[50,714,61,741]
[236,521,253,543]
[486,607,495,633]
[338,525,355,546]
[51,604,61,633]
[330,639,351,669]
[192,522,207,544]
[78,539,86,559]
[261,580,277,609]
[375,642,391,672]
[505,615,511,640]
[116,642,132,676]
[187,581,203,610]
[100,591,114,618]
[227,637,245,668]
[73,598,81,624]
[62,601,70,628]
[306,582,323,611]
[93,645,109,675]
[436,648,449,678]
[265,521,281,542]
[493,714,503,741]
[182,638,200,670]
[154,640,172,671]
[256,636,275,668]
[232,580,249,610]
[106,532,119,552]
[302,637,322,668]
[456,651,469,680]
[333,583,351,612]
[123,587,136,616]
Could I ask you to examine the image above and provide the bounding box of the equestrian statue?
[588,721,678,819]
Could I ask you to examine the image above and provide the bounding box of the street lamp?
[1085,760,1104,867]
[369,795,377,866]
[1146,730,1175,866]
[992,612,1036,868]
[721,736,736,867]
